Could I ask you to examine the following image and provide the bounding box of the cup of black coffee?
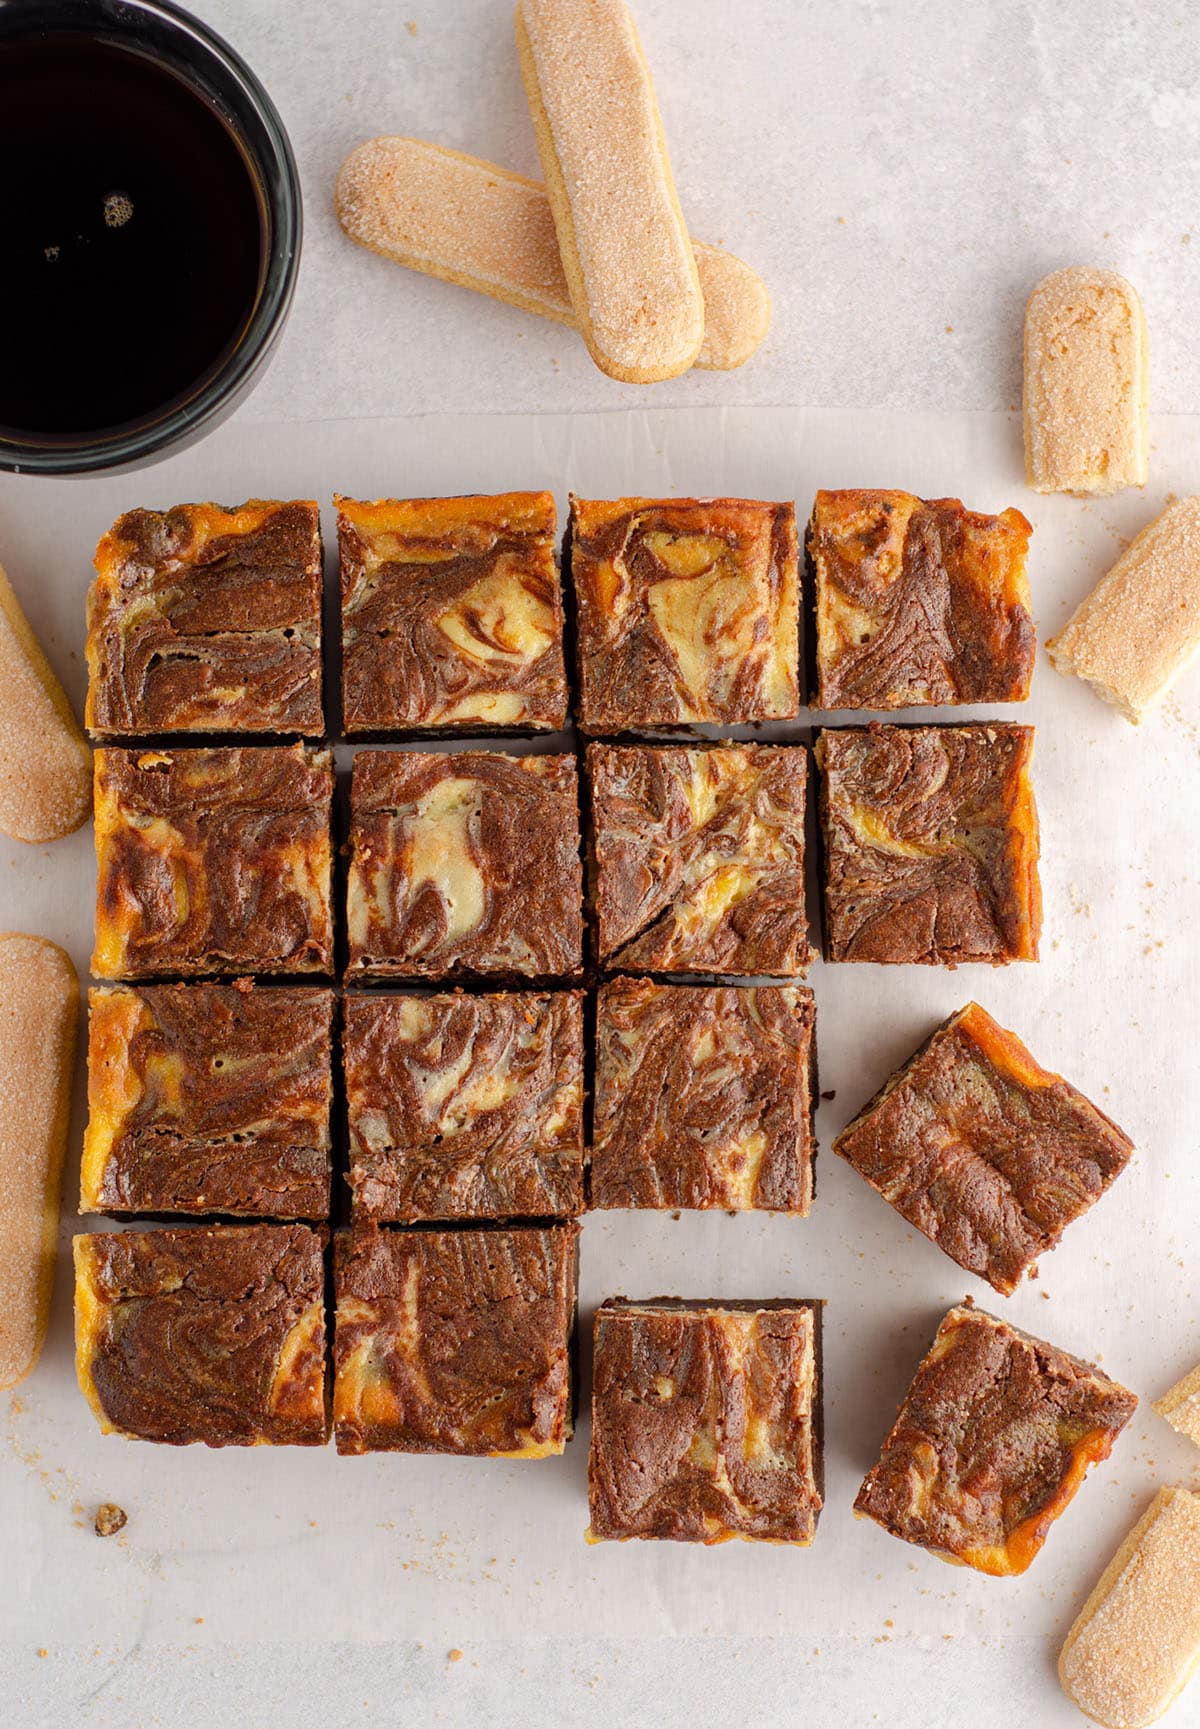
[0,0,301,475]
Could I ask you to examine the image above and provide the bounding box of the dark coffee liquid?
[0,37,264,440]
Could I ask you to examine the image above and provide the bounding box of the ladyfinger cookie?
[335,137,770,371]
[515,0,704,383]
[0,934,79,1389]
[1046,497,1200,722]
[1154,1363,1200,1450]
[1059,1487,1200,1728]
[0,558,91,842]
[1024,266,1149,495]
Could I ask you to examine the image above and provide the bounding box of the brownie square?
[816,724,1041,965]
[73,1224,328,1446]
[592,978,816,1212]
[333,1223,578,1455]
[86,501,323,737]
[344,990,585,1221]
[809,490,1034,711]
[345,749,583,981]
[570,496,800,731]
[81,982,334,1219]
[588,1298,823,1543]
[834,1003,1133,1294]
[855,1304,1136,1575]
[587,742,810,975]
[337,492,568,733]
[92,745,334,979]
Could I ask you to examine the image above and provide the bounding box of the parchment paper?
[1,405,1197,1656]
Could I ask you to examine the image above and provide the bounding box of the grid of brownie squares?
[834,1003,1134,1294]
[76,487,1115,1521]
[855,1304,1137,1575]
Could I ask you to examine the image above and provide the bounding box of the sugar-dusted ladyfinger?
[1046,497,1200,722]
[515,0,704,383]
[335,137,769,372]
[0,933,79,1389]
[1154,1363,1200,1450]
[1024,266,1149,494]
[1059,1487,1200,1728]
[0,558,90,842]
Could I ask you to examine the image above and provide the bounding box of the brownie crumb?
[94,1503,127,1537]
[821,1089,836,1101]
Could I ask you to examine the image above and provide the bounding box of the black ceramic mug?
[0,0,301,474]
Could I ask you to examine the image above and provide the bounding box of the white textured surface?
[5,0,1200,1721]
[203,0,1200,421]
[2,405,1200,1729]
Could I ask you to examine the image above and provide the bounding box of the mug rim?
[0,0,301,476]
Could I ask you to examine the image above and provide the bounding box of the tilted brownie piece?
[338,492,568,733]
[834,1003,1133,1294]
[344,990,584,1221]
[570,496,800,731]
[810,490,1034,711]
[333,1223,578,1455]
[855,1303,1137,1575]
[86,501,323,737]
[73,1224,328,1446]
[81,982,334,1219]
[588,742,810,976]
[816,724,1041,965]
[588,1298,823,1543]
[92,745,334,979]
[592,978,816,1212]
[345,750,583,980]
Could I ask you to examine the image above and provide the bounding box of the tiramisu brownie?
[345,750,583,980]
[74,1224,328,1446]
[344,990,584,1221]
[587,742,810,975]
[86,501,323,737]
[809,490,1034,710]
[92,745,334,978]
[588,1298,823,1543]
[81,982,334,1219]
[569,497,800,730]
[855,1304,1136,1575]
[337,492,568,733]
[834,1003,1133,1294]
[333,1223,578,1455]
[591,978,816,1212]
[816,724,1041,965]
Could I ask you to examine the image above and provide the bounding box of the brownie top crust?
[87,500,324,737]
[811,490,1034,711]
